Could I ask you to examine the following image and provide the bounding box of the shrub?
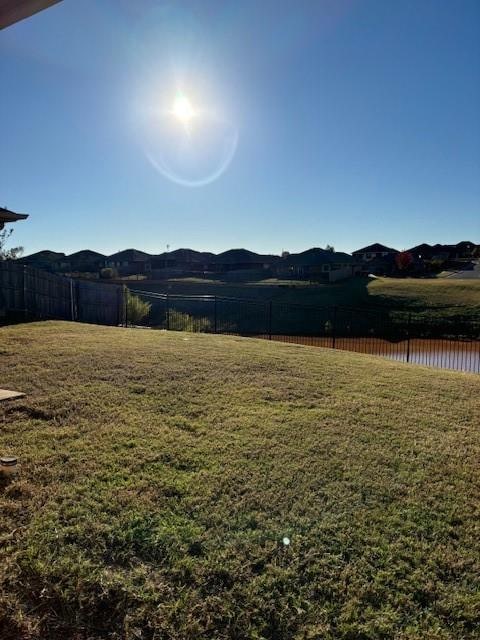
[126,291,151,325]
[100,267,118,279]
[429,258,446,272]
[167,309,212,332]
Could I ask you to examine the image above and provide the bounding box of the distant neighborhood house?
[209,249,280,273]
[105,249,152,276]
[350,243,400,276]
[281,248,357,282]
[20,250,106,274]
[21,250,65,271]
[150,249,214,273]
[352,243,399,262]
[66,250,106,273]
[407,241,477,262]
[15,238,479,281]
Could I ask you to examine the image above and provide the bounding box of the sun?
[171,93,195,125]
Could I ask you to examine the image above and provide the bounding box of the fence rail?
[1,263,479,373]
[129,289,480,374]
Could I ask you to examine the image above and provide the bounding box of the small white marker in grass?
[282,536,291,546]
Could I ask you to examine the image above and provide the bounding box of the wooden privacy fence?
[0,262,124,326]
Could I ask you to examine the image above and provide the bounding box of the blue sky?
[1,0,479,256]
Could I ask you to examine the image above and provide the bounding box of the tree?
[395,251,413,271]
[325,244,335,252]
[0,228,23,261]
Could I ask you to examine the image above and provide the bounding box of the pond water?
[265,335,480,374]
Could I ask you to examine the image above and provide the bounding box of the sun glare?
[171,94,195,125]
[143,86,238,186]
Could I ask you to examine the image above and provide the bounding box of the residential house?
[209,249,280,273]
[20,250,66,272]
[151,249,214,273]
[105,249,152,276]
[281,248,356,282]
[352,243,399,262]
[407,241,478,266]
[65,250,106,273]
[407,243,435,261]
[449,241,477,260]
[352,243,400,276]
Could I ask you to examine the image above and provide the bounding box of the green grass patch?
[367,278,480,318]
[0,322,479,639]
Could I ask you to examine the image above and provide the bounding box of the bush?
[126,291,151,325]
[167,309,212,332]
[100,267,118,279]
[429,259,446,272]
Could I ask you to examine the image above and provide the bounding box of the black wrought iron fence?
[1,264,478,373]
[130,289,480,373]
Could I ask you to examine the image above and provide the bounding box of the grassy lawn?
[1,322,479,639]
[129,277,480,320]
[367,278,480,317]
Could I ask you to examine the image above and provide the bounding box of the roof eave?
[0,0,63,30]
[0,211,29,223]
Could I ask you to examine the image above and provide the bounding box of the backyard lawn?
[1,322,479,639]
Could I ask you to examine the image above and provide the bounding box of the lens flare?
[140,99,238,188]
[171,94,195,125]
[131,6,238,187]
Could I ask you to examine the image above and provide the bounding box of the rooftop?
[285,248,354,266]
[107,249,152,262]
[213,249,281,264]
[352,243,399,254]
[0,0,62,30]
[67,250,106,259]
[0,206,28,229]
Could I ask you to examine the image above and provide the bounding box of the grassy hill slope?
[1,322,479,639]
[367,277,480,316]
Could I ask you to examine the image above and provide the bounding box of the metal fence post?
[214,295,217,333]
[268,300,272,340]
[75,280,81,323]
[124,286,128,327]
[406,313,411,363]
[70,278,76,321]
[116,285,122,326]
[332,306,337,349]
[166,294,170,330]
